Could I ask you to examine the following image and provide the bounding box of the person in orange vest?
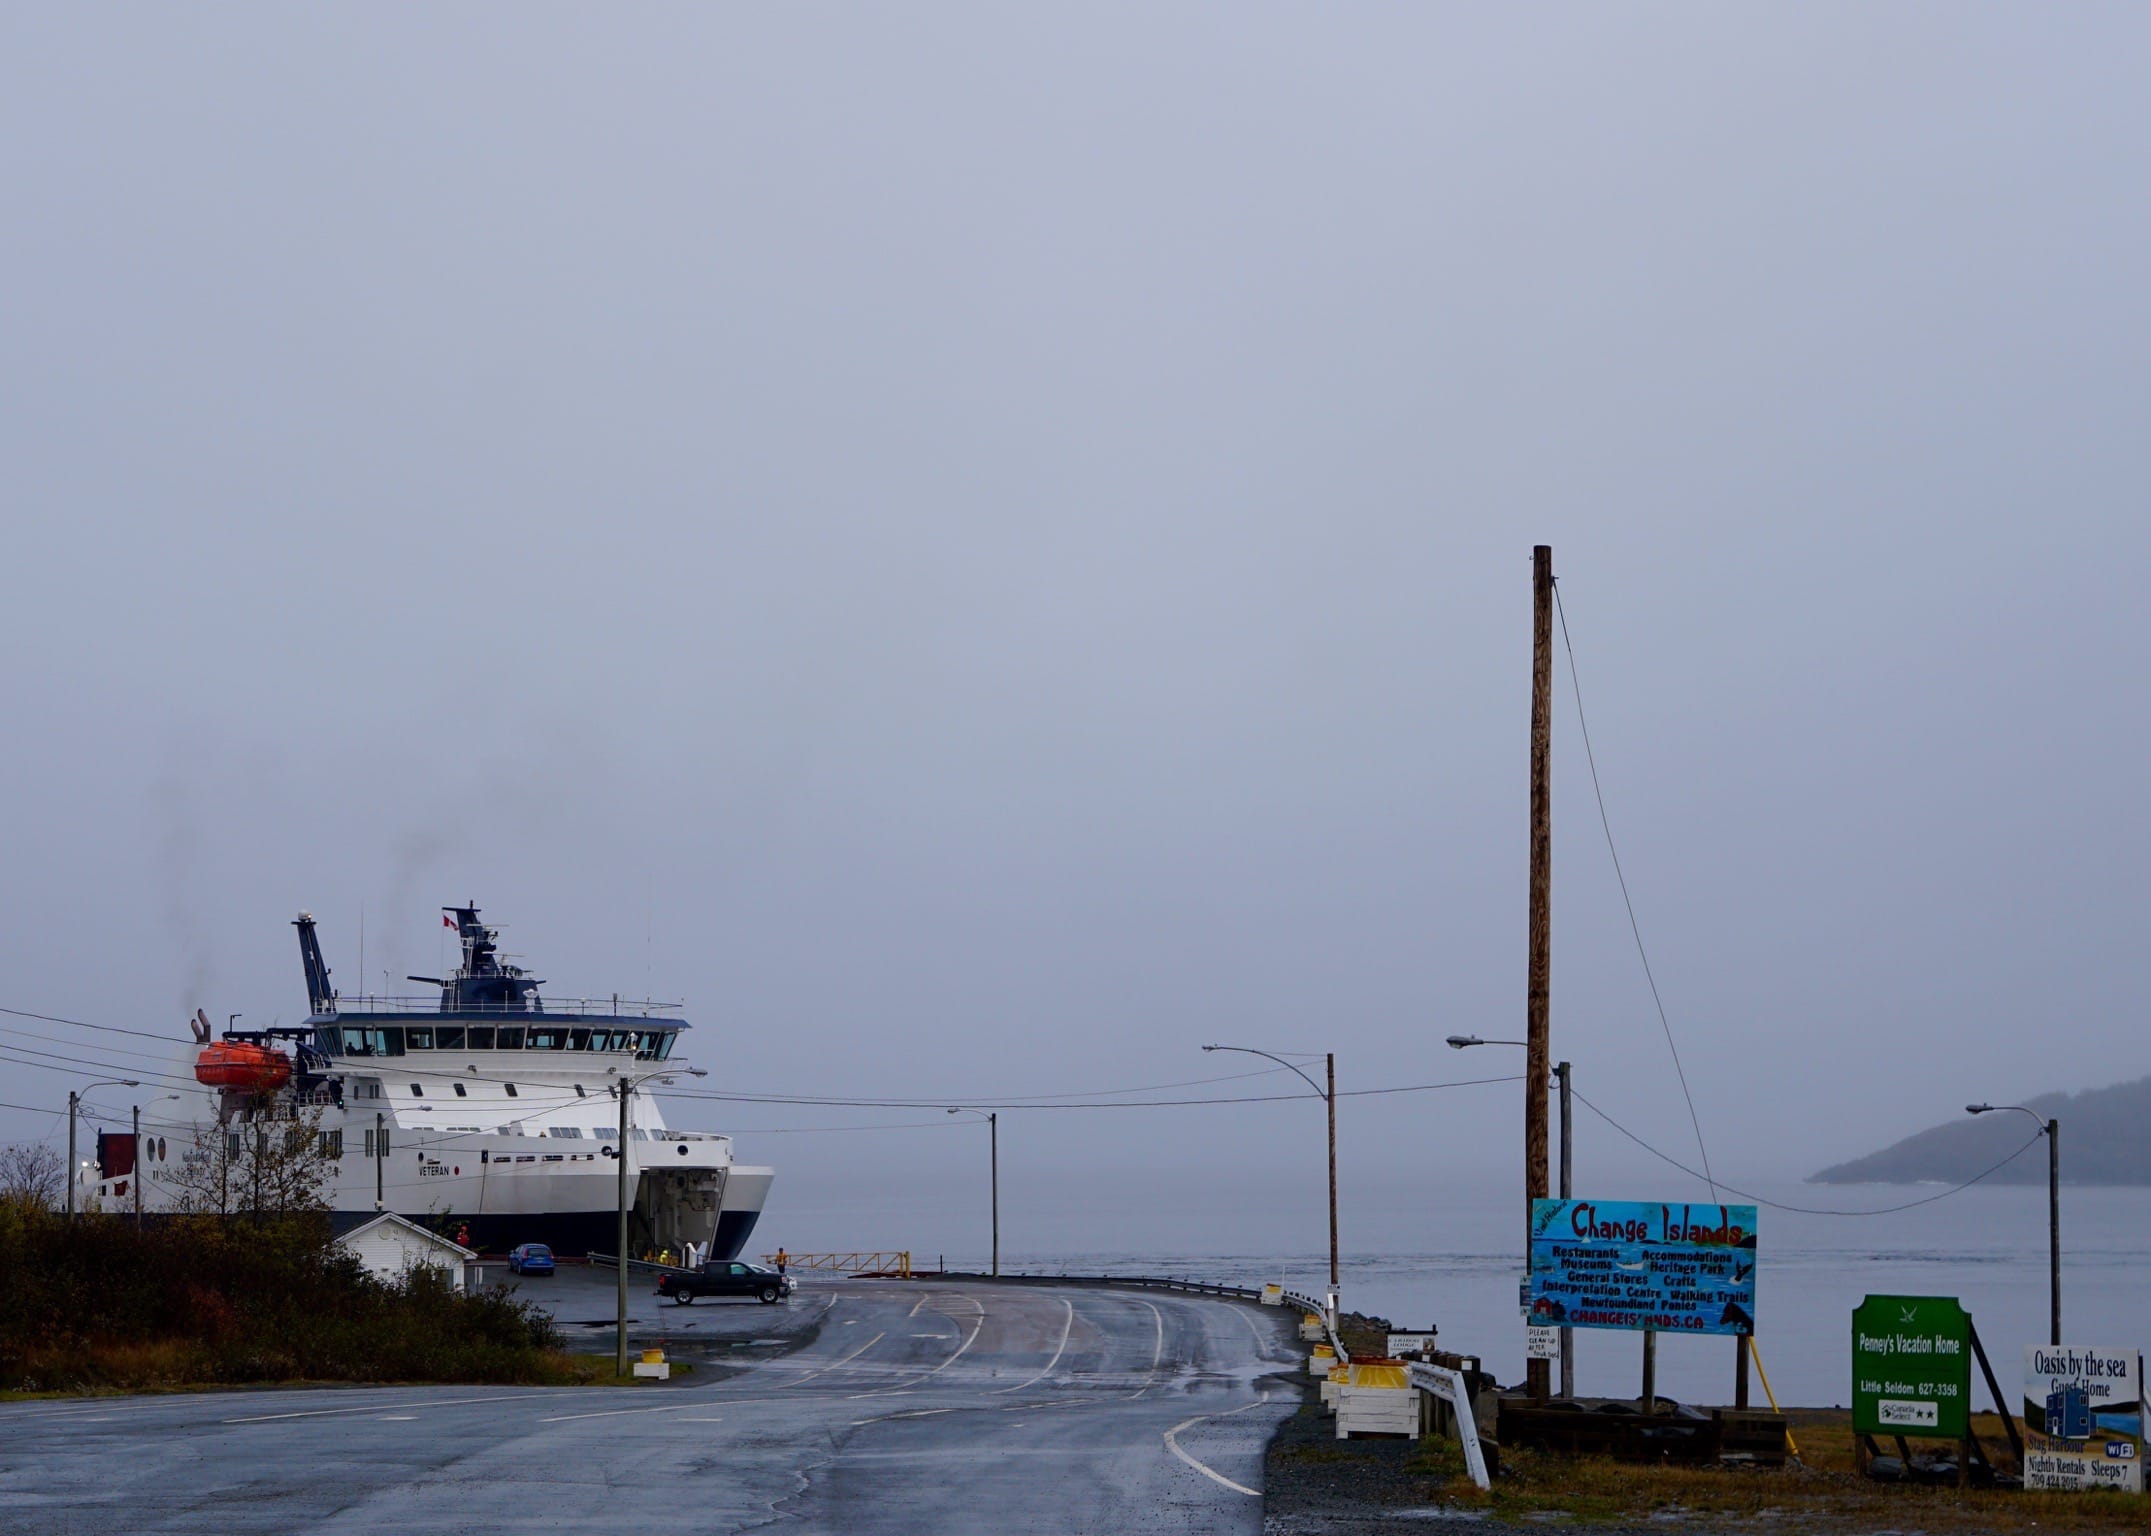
[774,1246,788,1276]
[455,1222,472,1251]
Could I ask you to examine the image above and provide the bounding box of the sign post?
[2023,1345,2143,1493]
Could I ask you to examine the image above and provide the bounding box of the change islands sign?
[1526,1199,1757,1336]
[2023,1344,2144,1493]
[1851,1295,1970,1438]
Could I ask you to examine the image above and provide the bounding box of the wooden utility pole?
[1326,1053,1339,1298]
[1526,544,1554,1400]
[616,1080,632,1378]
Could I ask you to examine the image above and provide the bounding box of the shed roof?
[337,1211,477,1260]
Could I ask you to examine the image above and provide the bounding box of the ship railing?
[317,994,685,1018]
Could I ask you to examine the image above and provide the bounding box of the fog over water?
[3,9,2148,1376]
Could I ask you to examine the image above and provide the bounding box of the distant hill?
[1810,1075,2151,1186]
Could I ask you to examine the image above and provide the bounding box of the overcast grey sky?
[2,7,2146,1247]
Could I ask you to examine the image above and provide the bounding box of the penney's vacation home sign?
[1526,1200,1758,1336]
[1851,1295,1971,1439]
[2022,1345,2143,1493]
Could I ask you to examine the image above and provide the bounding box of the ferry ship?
[89,906,772,1259]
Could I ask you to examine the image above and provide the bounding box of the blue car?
[508,1243,555,1276]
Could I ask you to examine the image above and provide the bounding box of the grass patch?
[1387,1411,2149,1530]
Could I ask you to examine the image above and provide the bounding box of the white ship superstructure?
[89,907,772,1258]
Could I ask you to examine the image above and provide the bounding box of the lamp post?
[946,1109,999,1276]
[609,1065,709,1377]
[1205,1045,1338,1320]
[1450,1037,1574,1397]
[66,1081,140,1219]
[1968,1102,2060,1345]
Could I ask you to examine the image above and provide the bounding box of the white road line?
[776,1330,885,1388]
[1162,1392,1271,1499]
[222,1391,560,1425]
[846,1303,986,1399]
[850,1406,954,1425]
[538,1402,697,1424]
[992,1299,1074,1394]
[1130,1298,1165,1399]
[538,1393,784,1425]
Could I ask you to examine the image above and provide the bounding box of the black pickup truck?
[655,1260,797,1305]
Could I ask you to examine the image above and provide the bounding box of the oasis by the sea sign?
[1851,1295,1970,1439]
[1526,1200,1758,1336]
[2023,1344,2143,1493]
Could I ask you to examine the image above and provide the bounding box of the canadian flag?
[443,914,457,930]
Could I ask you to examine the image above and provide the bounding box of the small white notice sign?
[1526,1324,1562,1361]
[1387,1332,1438,1357]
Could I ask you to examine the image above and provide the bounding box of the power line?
[0,1000,1323,1106]
[651,1075,1525,1111]
[1572,1089,2044,1216]
[1554,581,1718,1199]
[0,1005,178,1044]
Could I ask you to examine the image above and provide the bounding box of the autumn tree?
[0,1142,62,1211]
[168,1101,336,1219]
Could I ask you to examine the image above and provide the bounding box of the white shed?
[336,1212,479,1293]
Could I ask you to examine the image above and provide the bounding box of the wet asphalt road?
[0,1275,1301,1535]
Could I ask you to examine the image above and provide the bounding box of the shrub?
[0,1207,583,1392]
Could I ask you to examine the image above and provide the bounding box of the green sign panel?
[1851,1295,1971,1438]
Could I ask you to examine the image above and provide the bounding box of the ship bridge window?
[467,1026,495,1049]
[436,1026,466,1051]
[631,1030,677,1061]
[568,1028,591,1050]
[496,1027,525,1050]
[527,1027,569,1050]
[341,1027,406,1057]
[405,1027,434,1049]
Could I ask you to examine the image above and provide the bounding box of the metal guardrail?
[1281,1288,1347,1364]
[1409,1362,1492,1489]
[1275,1285,1489,1491]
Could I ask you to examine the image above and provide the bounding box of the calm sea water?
[842,1179,2151,1409]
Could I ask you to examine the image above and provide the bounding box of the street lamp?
[66,1081,140,1219]
[947,1109,999,1276]
[1452,1038,1575,1397]
[608,1064,709,1377]
[1968,1103,2060,1345]
[1205,1044,1338,1321]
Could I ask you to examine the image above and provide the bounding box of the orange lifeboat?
[194,1040,292,1093]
